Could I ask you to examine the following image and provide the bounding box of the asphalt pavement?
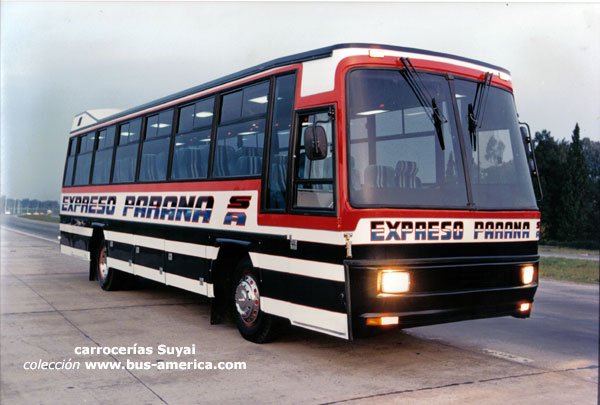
[0,226,598,404]
[1,215,60,242]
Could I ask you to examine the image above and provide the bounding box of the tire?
[232,258,278,343]
[94,238,132,291]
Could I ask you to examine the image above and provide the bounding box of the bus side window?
[171,97,214,180]
[91,125,116,185]
[213,81,269,178]
[72,132,96,186]
[63,137,78,186]
[112,119,142,184]
[139,109,174,182]
[265,74,296,210]
[293,110,335,210]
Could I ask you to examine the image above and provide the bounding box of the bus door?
[259,105,350,339]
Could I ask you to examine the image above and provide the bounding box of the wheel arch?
[209,239,255,324]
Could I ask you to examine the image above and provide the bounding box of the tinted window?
[266,74,296,209]
[79,132,95,153]
[145,110,174,139]
[171,97,214,181]
[72,133,95,185]
[220,81,269,123]
[347,69,468,208]
[113,144,138,183]
[73,153,92,185]
[293,111,335,210]
[171,129,211,180]
[63,138,78,186]
[67,138,77,156]
[139,109,173,182]
[113,118,142,183]
[139,138,170,182]
[92,125,116,184]
[64,156,75,186]
[454,80,537,209]
[213,119,265,177]
[213,82,269,178]
[96,126,116,149]
[178,98,215,133]
[118,119,142,145]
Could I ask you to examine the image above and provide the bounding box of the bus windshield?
[346,69,537,210]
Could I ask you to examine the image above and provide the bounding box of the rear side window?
[73,132,95,185]
[63,137,78,186]
[113,119,142,183]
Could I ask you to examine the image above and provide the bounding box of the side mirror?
[520,122,543,201]
[304,125,328,161]
[520,126,535,172]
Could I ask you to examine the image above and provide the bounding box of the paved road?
[1,215,59,242]
[1,228,597,404]
[539,251,599,261]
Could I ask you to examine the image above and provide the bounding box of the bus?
[60,43,541,343]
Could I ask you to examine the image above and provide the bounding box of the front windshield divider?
[447,75,475,209]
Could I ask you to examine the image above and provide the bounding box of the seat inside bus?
[364,160,421,189]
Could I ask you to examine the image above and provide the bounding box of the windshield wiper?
[399,57,447,150]
[467,72,493,151]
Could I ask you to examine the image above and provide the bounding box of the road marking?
[0,226,59,244]
[482,348,534,363]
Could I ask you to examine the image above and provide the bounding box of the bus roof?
[71,43,510,134]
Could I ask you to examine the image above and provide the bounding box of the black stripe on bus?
[108,241,133,262]
[259,269,346,313]
[167,253,211,281]
[135,245,164,270]
[60,215,346,264]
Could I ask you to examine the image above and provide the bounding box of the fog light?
[366,316,399,326]
[519,302,531,312]
[521,265,535,285]
[379,270,410,294]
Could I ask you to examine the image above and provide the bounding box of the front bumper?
[346,254,539,332]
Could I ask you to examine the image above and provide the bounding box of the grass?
[539,245,599,257]
[539,257,599,284]
[18,214,60,223]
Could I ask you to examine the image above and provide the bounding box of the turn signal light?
[366,316,399,326]
[519,302,531,312]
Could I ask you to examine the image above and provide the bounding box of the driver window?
[293,110,335,210]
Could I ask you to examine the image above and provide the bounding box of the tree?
[534,129,568,240]
[557,124,589,241]
[581,137,600,241]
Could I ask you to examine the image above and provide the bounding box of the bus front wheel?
[232,258,278,343]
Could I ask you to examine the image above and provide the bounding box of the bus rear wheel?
[232,258,278,343]
[94,238,131,291]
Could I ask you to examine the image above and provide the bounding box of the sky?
[1,1,599,201]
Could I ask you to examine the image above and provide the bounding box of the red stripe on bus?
[62,179,262,193]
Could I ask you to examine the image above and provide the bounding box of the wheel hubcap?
[235,274,260,326]
[98,246,108,281]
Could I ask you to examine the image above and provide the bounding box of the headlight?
[521,265,535,285]
[379,270,410,294]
